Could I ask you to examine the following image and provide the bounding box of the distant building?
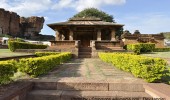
[165,39,170,46]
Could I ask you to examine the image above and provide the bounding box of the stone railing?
[49,40,80,58]
[50,40,80,49]
[90,40,124,57]
[90,40,123,49]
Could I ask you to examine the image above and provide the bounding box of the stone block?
[109,83,145,92]
[57,82,109,91]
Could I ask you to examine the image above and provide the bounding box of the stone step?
[26,90,151,100]
[96,46,124,50]
[78,55,91,58]
[78,52,91,55]
[79,48,92,52]
[33,80,145,92]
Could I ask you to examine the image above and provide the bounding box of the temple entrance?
[77,33,93,47]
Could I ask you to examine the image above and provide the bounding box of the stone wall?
[0,8,44,38]
[122,32,165,48]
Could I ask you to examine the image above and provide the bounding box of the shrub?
[154,48,170,52]
[35,52,60,57]
[99,53,167,82]
[8,41,47,52]
[18,52,71,77]
[0,60,17,85]
[127,43,155,54]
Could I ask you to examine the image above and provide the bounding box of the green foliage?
[15,38,25,42]
[154,48,170,52]
[0,34,12,38]
[127,43,155,54]
[8,41,47,52]
[72,8,114,22]
[161,32,170,39]
[99,53,167,82]
[35,52,60,57]
[0,60,17,85]
[18,52,72,77]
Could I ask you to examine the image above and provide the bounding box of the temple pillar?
[69,30,73,40]
[55,30,60,41]
[97,29,101,41]
[111,29,116,41]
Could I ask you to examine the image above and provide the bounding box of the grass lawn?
[0,49,33,58]
[141,51,170,59]
[141,51,170,68]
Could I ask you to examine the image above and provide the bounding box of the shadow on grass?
[161,67,170,85]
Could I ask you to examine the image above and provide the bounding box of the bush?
[35,52,60,57]
[8,41,47,52]
[127,43,155,54]
[154,48,170,52]
[18,52,71,77]
[0,60,17,85]
[99,53,167,82]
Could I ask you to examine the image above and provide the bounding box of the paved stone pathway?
[39,58,143,82]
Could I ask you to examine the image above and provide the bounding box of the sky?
[0,0,170,36]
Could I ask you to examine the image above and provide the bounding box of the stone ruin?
[121,30,165,48]
[0,8,45,39]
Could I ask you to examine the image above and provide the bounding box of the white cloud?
[119,13,170,34]
[0,0,126,16]
[0,0,52,16]
[52,0,126,11]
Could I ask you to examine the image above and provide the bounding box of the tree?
[161,32,170,39]
[72,8,115,22]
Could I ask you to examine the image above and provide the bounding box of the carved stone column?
[97,29,101,41]
[69,30,73,40]
[55,30,60,41]
[111,29,116,41]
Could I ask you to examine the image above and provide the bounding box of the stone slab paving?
[39,58,144,83]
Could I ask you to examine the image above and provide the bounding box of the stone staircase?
[78,47,92,58]
[26,79,152,100]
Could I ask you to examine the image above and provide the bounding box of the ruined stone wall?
[122,39,138,45]
[153,39,165,48]
[0,8,44,37]
[122,33,165,48]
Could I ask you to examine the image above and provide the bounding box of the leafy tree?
[161,32,170,39]
[72,8,115,22]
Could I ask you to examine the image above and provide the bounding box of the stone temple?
[47,17,164,58]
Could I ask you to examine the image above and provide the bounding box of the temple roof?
[47,17,124,30]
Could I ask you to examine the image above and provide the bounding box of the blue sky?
[1,0,170,36]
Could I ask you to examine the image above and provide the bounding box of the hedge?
[35,52,60,57]
[99,53,167,82]
[8,41,48,52]
[154,48,170,52]
[127,43,155,54]
[0,60,17,85]
[18,52,71,77]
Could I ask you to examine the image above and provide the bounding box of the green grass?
[0,49,33,58]
[141,52,170,58]
[141,52,170,66]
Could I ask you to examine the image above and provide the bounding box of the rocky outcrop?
[0,8,44,38]
[20,16,44,38]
